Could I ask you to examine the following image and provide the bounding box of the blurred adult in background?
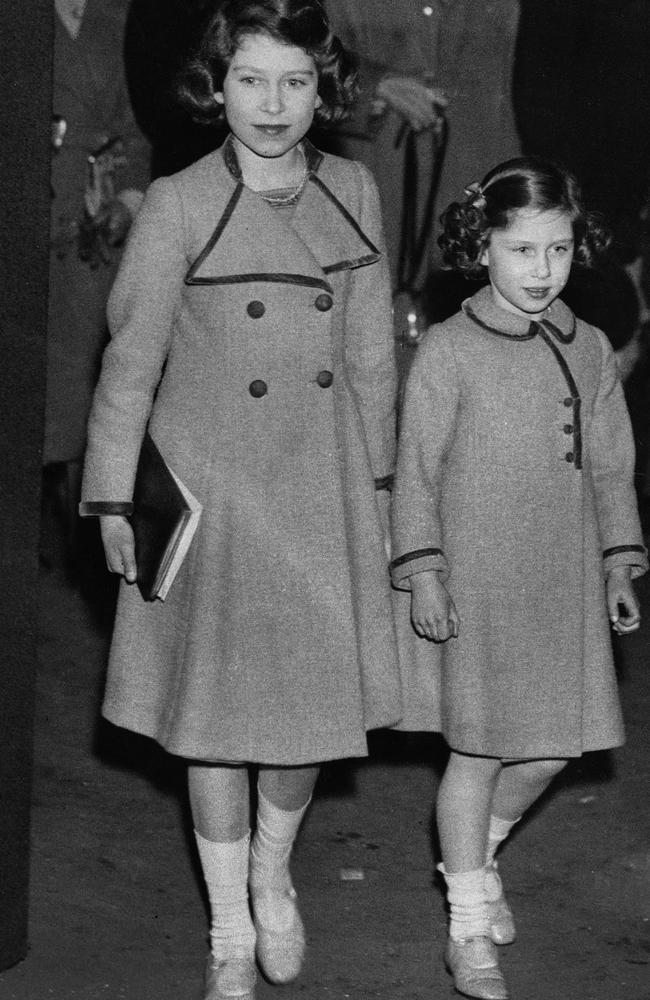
[124,0,224,178]
[45,0,150,563]
[515,0,650,318]
[515,0,650,517]
[323,0,521,332]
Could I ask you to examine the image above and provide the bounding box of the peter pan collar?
[463,285,577,344]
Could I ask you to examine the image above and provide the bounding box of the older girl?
[390,157,647,1000]
[81,3,400,998]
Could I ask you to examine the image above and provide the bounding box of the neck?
[233,139,305,192]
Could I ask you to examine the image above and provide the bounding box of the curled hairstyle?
[176,0,358,128]
[438,156,610,276]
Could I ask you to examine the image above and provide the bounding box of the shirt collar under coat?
[185,135,382,291]
[463,284,577,344]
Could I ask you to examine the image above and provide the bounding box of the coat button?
[314,293,333,312]
[247,300,265,318]
[563,396,573,407]
[316,370,334,388]
[249,379,267,398]
[565,452,574,463]
[563,424,573,434]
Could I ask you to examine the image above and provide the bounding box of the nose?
[532,252,551,279]
[261,82,284,114]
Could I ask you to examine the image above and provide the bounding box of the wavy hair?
[176,0,358,128]
[438,156,610,276]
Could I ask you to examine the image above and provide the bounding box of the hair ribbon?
[463,181,487,209]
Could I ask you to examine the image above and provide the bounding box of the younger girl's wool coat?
[81,140,402,764]
[391,287,648,758]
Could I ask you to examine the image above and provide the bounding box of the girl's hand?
[409,570,460,642]
[99,515,137,583]
[607,567,641,634]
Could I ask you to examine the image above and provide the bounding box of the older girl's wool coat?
[81,141,402,764]
[391,287,648,758]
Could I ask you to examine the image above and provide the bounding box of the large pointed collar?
[463,285,577,343]
[186,136,381,289]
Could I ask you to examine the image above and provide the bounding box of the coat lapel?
[186,139,381,289]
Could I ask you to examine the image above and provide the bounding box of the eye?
[285,77,308,88]
[238,75,260,86]
[553,244,571,255]
[513,246,532,255]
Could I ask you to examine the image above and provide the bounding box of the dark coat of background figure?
[45,0,150,468]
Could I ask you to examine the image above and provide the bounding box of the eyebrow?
[502,236,575,245]
[231,64,316,76]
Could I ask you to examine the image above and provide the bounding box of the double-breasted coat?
[390,287,648,758]
[81,139,403,764]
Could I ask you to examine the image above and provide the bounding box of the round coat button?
[314,293,333,312]
[249,379,268,398]
[316,370,334,388]
[563,424,573,434]
[247,300,265,318]
[563,397,573,407]
[565,452,574,463]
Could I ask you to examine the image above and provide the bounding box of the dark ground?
[0,512,648,1000]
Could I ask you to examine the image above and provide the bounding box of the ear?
[478,244,489,267]
[314,93,323,109]
[214,92,225,105]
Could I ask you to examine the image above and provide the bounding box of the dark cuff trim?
[603,544,647,558]
[390,547,444,571]
[374,473,394,492]
[79,501,134,517]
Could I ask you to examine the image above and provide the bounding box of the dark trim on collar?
[185,183,243,284]
[187,271,333,291]
[540,316,576,344]
[309,173,381,271]
[465,303,537,340]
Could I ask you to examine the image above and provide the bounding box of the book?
[131,433,203,602]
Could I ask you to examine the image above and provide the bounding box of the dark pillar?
[0,0,52,969]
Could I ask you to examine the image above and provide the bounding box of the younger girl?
[390,157,647,1000]
[80,3,401,998]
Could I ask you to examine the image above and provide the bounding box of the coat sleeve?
[587,326,648,579]
[342,161,397,482]
[81,176,187,508]
[389,328,457,588]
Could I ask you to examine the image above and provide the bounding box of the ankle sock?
[439,864,490,941]
[250,789,310,930]
[195,829,256,961]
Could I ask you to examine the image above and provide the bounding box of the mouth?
[523,287,552,298]
[253,125,291,136]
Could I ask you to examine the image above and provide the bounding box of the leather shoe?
[251,885,306,984]
[444,935,509,1000]
[485,864,516,945]
[204,953,256,1000]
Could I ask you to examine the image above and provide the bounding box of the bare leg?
[258,764,319,811]
[491,757,568,823]
[437,751,503,872]
[188,761,250,841]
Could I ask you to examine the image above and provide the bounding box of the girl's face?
[480,209,575,320]
[215,32,322,166]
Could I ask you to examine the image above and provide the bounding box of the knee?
[527,758,568,782]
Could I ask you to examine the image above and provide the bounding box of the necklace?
[259,146,309,207]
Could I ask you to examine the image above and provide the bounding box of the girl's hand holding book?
[606,566,641,634]
[409,571,460,643]
[99,515,138,584]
